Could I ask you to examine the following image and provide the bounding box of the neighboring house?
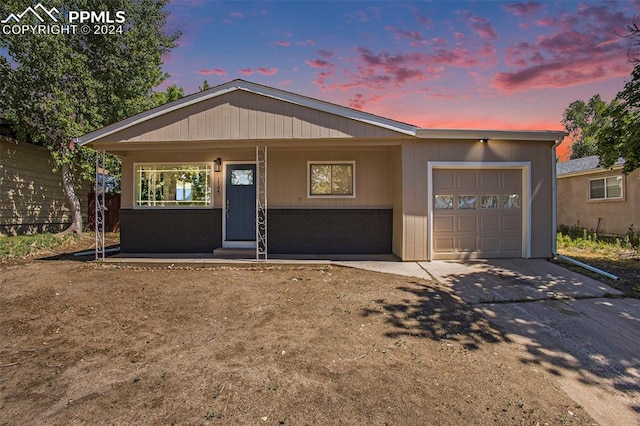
[557,155,638,236]
[78,80,566,260]
[0,113,89,235]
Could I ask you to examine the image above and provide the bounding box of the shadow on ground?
[361,280,507,351]
[431,261,640,423]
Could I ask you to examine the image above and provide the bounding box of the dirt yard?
[0,259,593,425]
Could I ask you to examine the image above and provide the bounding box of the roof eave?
[416,128,568,141]
[557,164,625,178]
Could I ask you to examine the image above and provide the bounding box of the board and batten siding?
[401,139,555,261]
[1,137,89,235]
[121,148,394,210]
[102,90,402,144]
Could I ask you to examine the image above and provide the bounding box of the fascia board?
[416,128,568,141]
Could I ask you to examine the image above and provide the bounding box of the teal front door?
[225,164,256,241]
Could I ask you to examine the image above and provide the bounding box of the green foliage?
[151,84,185,107]
[0,0,180,232]
[0,233,76,260]
[199,80,211,91]
[561,94,610,159]
[595,64,640,173]
[557,225,639,251]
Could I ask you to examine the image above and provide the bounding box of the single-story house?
[78,80,566,260]
[1,112,91,235]
[557,155,638,236]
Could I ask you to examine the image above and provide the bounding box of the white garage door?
[432,169,522,259]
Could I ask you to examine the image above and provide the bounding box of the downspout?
[551,138,620,281]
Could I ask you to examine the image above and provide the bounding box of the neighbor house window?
[135,164,211,207]
[589,176,623,200]
[308,162,355,197]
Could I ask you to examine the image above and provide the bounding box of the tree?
[0,0,180,234]
[152,84,185,106]
[595,65,640,173]
[200,80,211,91]
[561,94,610,159]
[595,19,640,173]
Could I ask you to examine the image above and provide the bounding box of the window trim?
[307,161,356,198]
[133,162,213,209]
[588,175,624,201]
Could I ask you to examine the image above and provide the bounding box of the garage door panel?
[479,170,499,189]
[480,215,499,232]
[457,215,477,232]
[434,215,455,232]
[432,168,523,260]
[479,236,499,252]
[501,170,522,192]
[501,235,521,252]
[456,171,477,189]
[502,215,521,232]
[457,236,477,252]
[433,170,455,190]
[434,237,455,253]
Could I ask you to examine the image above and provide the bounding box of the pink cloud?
[239,68,254,76]
[503,2,542,17]
[275,40,290,47]
[229,11,244,18]
[297,40,316,46]
[411,6,433,28]
[386,26,426,45]
[464,14,498,41]
[348,93,383,110]
[306,59,333,69]
[494,4,633,92]
[305,55,336,87]
[197,68,227,76]
[257,67,278,76]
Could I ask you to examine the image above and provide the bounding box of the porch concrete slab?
[420,258,622,304]
[332,260,432,280]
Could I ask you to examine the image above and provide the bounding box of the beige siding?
[401,139,554,260]
[100,91,401,144]
[1,138,89,235]
[268,149,392,208]
[121,148,393,210]
[391,147,403,258]
[557,169,640,235]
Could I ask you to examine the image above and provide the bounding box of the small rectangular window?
[309,162,354,196]
[590,176,623,200]
[135,164,211,207]
[502,194,521,209]
[231,169,254,186]
[458,195,476,209]
[435,195,454,209]
[481,195,498,209]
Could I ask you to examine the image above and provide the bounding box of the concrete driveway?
[421,259,640,426]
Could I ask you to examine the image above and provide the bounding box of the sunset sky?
[85,1,640,158]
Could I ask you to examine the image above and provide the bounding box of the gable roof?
[557,155,625,176]
[77,79,568,146]
[77,79,419,145]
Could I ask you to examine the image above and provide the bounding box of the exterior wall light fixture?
[214,158,222,172]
